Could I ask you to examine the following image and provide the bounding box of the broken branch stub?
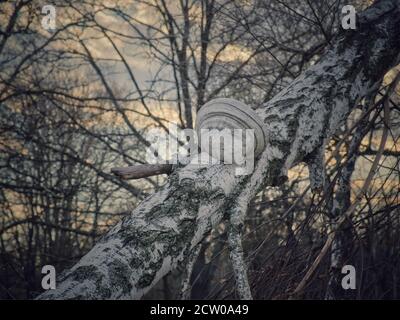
[111,164,173,180]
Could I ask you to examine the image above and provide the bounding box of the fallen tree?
[38,0,400,300]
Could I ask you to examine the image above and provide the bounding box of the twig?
[111,164,173,180]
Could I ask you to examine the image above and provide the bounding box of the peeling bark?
[38,0,400,300]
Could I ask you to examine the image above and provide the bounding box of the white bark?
[38,0,400,300]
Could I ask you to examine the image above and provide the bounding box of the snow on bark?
[38,0,400,300]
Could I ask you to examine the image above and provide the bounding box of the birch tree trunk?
[38,0,400,300]
[325,101,371,300]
